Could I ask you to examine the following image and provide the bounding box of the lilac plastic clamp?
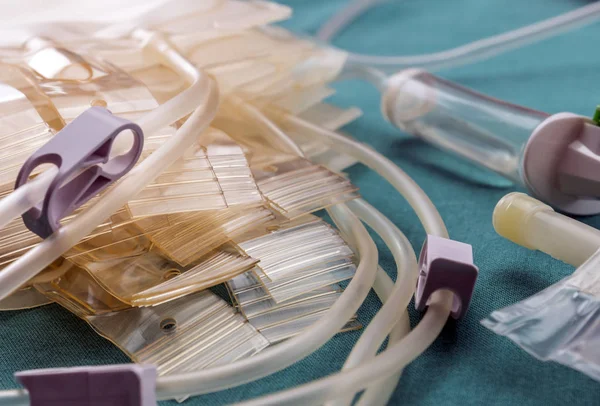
[415,235,478,319]
[15,364,157,406]
[15,106,144,238]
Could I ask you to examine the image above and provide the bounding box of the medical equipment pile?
[1,0,600,404]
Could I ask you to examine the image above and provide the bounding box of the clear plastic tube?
[327,197,420,406]
[381,69,548,182]
[0,32,218,302]
[235,291,452,406]
[341,2,600,73]
[316,0,387,42]
[0,168,56,231]
[356,312,410,406]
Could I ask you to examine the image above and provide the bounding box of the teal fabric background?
[2,0,600,404]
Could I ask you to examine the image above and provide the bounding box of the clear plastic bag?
[482,248,600,382]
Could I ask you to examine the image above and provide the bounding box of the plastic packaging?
[482,247,600,383]
[36,246,257,309]
[0,285,51,311]
[226,217,359,342]
[87,290,270,376]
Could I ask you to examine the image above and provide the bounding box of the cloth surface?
[2,0,600,404]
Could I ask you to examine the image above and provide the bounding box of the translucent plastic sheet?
[234,216,356,295]
[482,248,600,383]
[86,290,270,376]
[0,285,51,311]
[147,205,275,266]
[255,158,359,219]
[34,262,130,316]
[37,247,257,309]
[0,42,266,273]
[227,218,359,342]
[0,0,292,46]
[129,128,264,218]
[229,282,361,344]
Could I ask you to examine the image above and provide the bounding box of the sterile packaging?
[482,248,600,382]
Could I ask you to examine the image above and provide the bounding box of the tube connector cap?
[493,192,553,249]
[558,123,600,197]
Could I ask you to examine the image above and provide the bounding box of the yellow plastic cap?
[492,192,553,249]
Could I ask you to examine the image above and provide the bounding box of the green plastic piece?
[593,106,600,126]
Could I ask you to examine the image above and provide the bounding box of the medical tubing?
[231,97,306,157]
[342,1,600,72]
[0,389,26,406]
[357,312,410,406]
[357,267,410,406]
[252,106,421,406]
[327,198,420,406]
[316,0,386,41]
[0,41,217,302]
[282,114,448,237]
[154,203,378,399]
[0,168,56,230]
[235,291,453,406]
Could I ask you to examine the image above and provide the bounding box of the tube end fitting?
[523,113,600,215]
[381,68,429,126]
[493,192,553,249]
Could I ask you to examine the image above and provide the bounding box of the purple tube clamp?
[15,106,144,238]
[16,364,157,406]
[415,235,478,319]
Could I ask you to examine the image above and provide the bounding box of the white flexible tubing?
[230,96,305,157]
[358,267,411,406]
[0,169,56,230]
[356,311,410,406]
[0,224,394,406]
[316,0,387,42]
[0,36,218,302]
[327,197,423,406]
[281,114,447,237]
[0,30,201,236]
[235,291,453,406]
[233,106,415,405]
[342,1,600,73]
[154,203,378,399]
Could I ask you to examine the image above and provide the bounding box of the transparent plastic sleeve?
[482,248,600,382]
[383,70,548,182]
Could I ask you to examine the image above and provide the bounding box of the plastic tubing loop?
[337,1,600,73]
[316,0,389,42]
[0,88,450,405]
[152,107,450,399]
[0,40,450,406]
[326,198,419,406]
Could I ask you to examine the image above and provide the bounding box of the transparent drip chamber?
[382,69,548,182]
[381,69,600,215]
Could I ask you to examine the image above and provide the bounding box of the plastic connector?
[415,235,478,319]
[493,192,600,267]
[557,122,600,197]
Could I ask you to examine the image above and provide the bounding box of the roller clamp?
[15,106,144,238]
[415,235,478,319]
[16,364,157,406]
